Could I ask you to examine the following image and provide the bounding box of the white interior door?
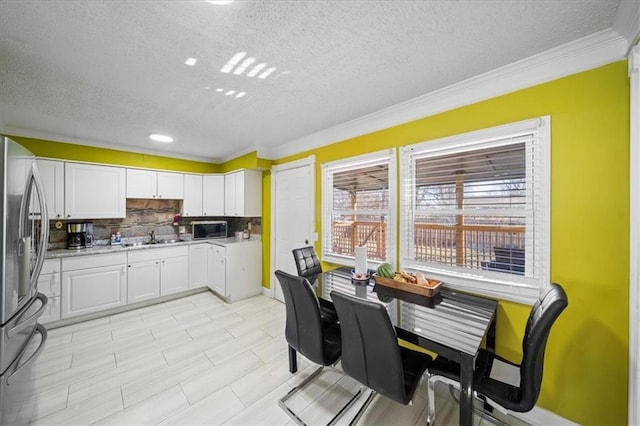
[271,156,315,302]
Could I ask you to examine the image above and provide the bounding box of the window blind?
[321,149,396,267]
[399,118,550,304]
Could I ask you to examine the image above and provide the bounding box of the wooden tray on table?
[373,274,443,307]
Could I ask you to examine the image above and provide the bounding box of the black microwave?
[192,221,228,239]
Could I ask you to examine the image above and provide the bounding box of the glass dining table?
[316,267,498,426]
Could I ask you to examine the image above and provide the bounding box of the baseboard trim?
[515,405,579,426]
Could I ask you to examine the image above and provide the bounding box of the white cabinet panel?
[203,175,224,216]
[209,244,226,296]
[126,169,184,199]
[37,159,64,219]
[127,259,160,303]
[126,169,156,198]
[188,244,207,289]
[224,170,261,217]
[38,259,61,324]
[208,240,262,302]
[160,255,189,295]
[65,163,126,219]
[128,246,188,298]
[182,174,203,217]
[61,264,127,318]
[157,172,184,199]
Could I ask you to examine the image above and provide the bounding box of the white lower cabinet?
[128,246,189,299]
[209,244,226,296]
[188,244,208,289]
[127,259,160,304]
[38,259,61,324]
[208,240,261,302]
[61,253,128,319]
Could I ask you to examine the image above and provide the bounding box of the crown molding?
[613,0,640,54]
[0,126,220,164]
[269,28,628,160]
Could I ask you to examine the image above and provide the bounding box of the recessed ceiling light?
[225,90,236,96]
[216,88,224,92]
[206,0,234,4]
[258,67,276,79]
[236,92,246,98]
[221,52,246,73]
[247,63,266,77]
[185,57,197,66]
[149,134,174,143]
[233,57,255,75]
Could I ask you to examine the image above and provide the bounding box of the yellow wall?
[265,61,630,425]
[10,136,221,173]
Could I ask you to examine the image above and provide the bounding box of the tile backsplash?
[48,199,261,249]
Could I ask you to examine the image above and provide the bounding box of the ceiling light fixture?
[258,67,276,79]
[233,57,256,75]
[185,57,197,66]
[221,51,246,73]
[236,92,246,98]
[216,88,224,92]
[225,90,236,96]
[247,63,266,77]
[206,0,234,4]
[149,133,174,143]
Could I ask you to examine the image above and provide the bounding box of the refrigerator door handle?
[7,323,48,385]
[6,293,48,338]
[28,162,49,293]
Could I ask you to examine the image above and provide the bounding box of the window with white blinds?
[321,149,396,267]
[399,117,550,303]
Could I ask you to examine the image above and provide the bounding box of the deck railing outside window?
[331,221,524,269]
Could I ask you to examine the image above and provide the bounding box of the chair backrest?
[275,270,329,366]
[330,291,408,404]
[517,283,568,411]
[292,246,322,285]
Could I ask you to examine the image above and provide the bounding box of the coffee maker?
[67,223,87,249]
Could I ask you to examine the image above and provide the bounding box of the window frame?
[399,117,550,304]
[321,148,397,268]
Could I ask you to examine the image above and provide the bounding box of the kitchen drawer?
[128,246,188,263]
[62,252,127,271]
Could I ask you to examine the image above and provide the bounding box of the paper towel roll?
[355,246,367,274]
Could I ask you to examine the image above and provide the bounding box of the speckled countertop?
[46,235,261,259]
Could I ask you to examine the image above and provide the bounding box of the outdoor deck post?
[455,174,464,266]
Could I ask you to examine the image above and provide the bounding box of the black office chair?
[291,246,339,325]
[274,270,362,425]
[330,291,433,424]
[426,283,568,424]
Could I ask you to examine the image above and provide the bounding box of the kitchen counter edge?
[46,235,261,259]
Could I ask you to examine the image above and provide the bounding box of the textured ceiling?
[0,0,624,162]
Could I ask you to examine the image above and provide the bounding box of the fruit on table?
[377,263,394,278]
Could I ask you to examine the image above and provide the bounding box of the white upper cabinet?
[126,169,184,199]
[37,159,65,219]
[65,163,126,219]
[224,170,262,217]
[182,174,203,217]
[157,171,184,199]
[203,174,225,217]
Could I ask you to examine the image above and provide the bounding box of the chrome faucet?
[149,230,157,244]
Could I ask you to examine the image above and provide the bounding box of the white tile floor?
[29,291,529,425]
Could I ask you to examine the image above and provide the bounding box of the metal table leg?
[459,353,474,426]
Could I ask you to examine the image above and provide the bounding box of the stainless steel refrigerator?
[0,136,49,425]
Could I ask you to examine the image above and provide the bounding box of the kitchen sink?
[122,239,180,247]
[122,242,150,247]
